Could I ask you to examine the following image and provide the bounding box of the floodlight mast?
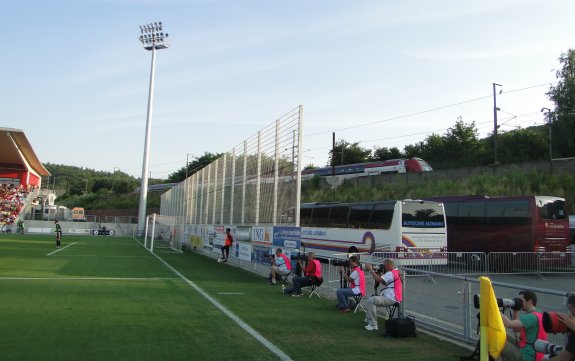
[136,22,170,237]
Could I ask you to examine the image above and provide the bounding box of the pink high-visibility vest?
[390,268,403,302]
[278,254,292,271]
[350,266,366,296]
[312,259,322,279]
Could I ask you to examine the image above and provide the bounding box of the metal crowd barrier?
[402,267,572,348]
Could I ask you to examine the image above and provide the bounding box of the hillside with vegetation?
[301,168,575,214]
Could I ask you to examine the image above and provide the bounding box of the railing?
[104,216,138,224]
[321,251,575,279]
[400,267,572,349]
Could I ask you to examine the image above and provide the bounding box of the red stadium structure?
[0,127,50,187]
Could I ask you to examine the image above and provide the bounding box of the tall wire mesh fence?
[160,106,303,239]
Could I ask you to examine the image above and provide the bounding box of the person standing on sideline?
[221,228,233,262]
[55,220,62,248]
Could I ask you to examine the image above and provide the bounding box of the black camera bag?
[385,316,416,338]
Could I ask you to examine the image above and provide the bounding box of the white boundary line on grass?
[46,242,78,256]
[140,240,292,361]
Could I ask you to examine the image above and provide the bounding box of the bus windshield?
[537,197,566,220]
[402,202,445,228]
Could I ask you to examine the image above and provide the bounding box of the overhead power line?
[305,82,556,137]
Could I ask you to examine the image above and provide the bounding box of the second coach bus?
[424,195,570,254]
[299,200,448,264]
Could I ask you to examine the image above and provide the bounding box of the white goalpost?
[144,213,182,253]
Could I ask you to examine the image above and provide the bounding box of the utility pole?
[331,132,336,176]
[492,83,502,164]
[541,107,553,162]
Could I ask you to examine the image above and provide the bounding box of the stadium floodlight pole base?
[150,213,157,253]
[144,215,150,248]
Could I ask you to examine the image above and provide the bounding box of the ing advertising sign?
[251,226,272,245]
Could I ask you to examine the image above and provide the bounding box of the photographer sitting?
[501,290,547,361]
[548,294,575,361]
[282,252,322,297]
[364,259,402,331]
[335,255,365,313]
[268,248,292,285]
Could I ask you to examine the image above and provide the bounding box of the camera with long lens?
[374,263,385,274]
[290,253,308,262]
[331,259,351,267]
[473,294,523,311]
[533,339,562,357]
[543,312,570,333]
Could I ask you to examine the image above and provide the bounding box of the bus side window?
[487,200,528,224]
[443,203,459,224]
[328,206,350,228]
[300,208,312,226]
[311,207,330,227]
[349,205,372,229]
[485,201,506,224]
[369,203,394,229]
[458,202,486,223]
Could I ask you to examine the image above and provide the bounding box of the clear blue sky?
[2,0,573,178]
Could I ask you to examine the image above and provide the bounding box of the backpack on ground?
[385,316,417,338]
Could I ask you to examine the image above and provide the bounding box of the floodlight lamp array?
[139,22,169,50]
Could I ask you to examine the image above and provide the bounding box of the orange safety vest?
[224,234,233,247]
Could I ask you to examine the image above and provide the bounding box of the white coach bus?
[299,200,448,265]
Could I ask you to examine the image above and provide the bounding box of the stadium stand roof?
[0,127,50,178]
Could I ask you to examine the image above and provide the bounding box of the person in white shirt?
[364,259,403,331]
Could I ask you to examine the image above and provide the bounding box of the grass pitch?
[0,234,469,360]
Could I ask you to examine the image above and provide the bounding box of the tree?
[113,179,136,194]
[442,118,482,166]
[547,49,575,157]
[328,140,371,166]
[167,152,223,182]
[92,177,113,194]
[404,134,445,168]
[371,146,403,161]
[497,127,547,163]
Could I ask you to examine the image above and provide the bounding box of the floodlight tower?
[136,22,169,237]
